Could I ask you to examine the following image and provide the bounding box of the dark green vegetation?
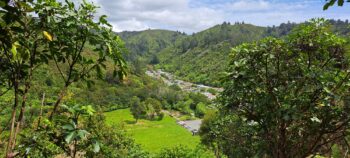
[199,19,350,157]
[0,0,136,157]
[158,23,267,86]
[159,21,350,86]
[324,0,350,10]
[1,0,350,158]
[119,20,349,87]
[118,30,185,62]
[0,0,210,157]
[130,97,163,122]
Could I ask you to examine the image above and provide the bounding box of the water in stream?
[146,69,223,100]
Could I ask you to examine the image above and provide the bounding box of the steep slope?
[158,23,268,86]
[118,20,349,87]
[157,21,349,86]
[118,29,186,62]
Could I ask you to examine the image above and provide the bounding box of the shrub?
[207,19,350,157]
[195,102,207,117]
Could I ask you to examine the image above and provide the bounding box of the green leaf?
[82,105,95,116]
[99,15,108,24]
[65,131,76,143]
[323,87,332,94]
[106,43,112,54]
[93,141,100,153]
[311,116,321,123]
[60,104,69,110]
[77,130,89,139]
[11,43,18,58]
[324,0,336,10]
[62,124,75,131]
[338,0,344,6]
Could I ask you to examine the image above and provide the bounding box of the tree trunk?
[6,81,19,158]
[11,65,34,151]
[73,140,77,158]
[12,90,29,150]
[277,123,287,158]
[29,103,33,122]
[49,86,67,120]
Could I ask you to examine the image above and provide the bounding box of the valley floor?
[105,109,201,153]
[146,69,223,100]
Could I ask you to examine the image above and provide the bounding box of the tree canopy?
[200,19,350,157]
[0,0,127,157]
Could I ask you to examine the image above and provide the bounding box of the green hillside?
[2,0,350,157]
[118,22,297,86]
[118,29,185,62]
[158,23,267,86]
[120,20,349,87]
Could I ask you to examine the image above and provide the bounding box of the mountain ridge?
[118,19,350,86]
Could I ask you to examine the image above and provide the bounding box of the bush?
[130,97,164,121]
[195,102,207,117]
[209,19,350,157]
[156,146,191,158]
[181,103,193,115]
[156,145,215,158]
[207,88,217,95]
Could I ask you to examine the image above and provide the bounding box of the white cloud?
[89,0,224,33]
[110,18,151,32]
[219,0,335,26]
[76,0,349,33]
[228,0,270,11]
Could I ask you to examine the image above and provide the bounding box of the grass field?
[105,109,201,153]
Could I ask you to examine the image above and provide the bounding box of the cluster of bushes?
[130,97,163,122]
[128,87,211,121]
[156,145,214,158]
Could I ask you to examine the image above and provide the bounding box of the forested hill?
[117,29,186,62]
[119,20,350,86]
[158,23,268,86]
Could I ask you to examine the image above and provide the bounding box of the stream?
[146,69,223,100]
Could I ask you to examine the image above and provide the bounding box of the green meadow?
[105,109,201,153]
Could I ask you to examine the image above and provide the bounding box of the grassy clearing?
[105,109,201,153]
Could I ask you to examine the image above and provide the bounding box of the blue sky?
[90,0,350,33]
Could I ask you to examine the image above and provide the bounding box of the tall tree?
[202,19,350,157]
[0,0,126,157]
[41,0,127,120]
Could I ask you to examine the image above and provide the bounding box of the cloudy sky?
[87,0,349,33]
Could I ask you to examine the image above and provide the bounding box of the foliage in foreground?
[17,105,148,158]
[0,0,127,157]
[324,0,350,10]
[200,19,350,158]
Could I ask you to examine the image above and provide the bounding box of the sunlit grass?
[105,109,200,153]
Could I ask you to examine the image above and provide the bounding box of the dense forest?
[1,0,350,157]
[119,20,350,87]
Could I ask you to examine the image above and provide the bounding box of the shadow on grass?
[124,120,137,124]
[124,117,164,124]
